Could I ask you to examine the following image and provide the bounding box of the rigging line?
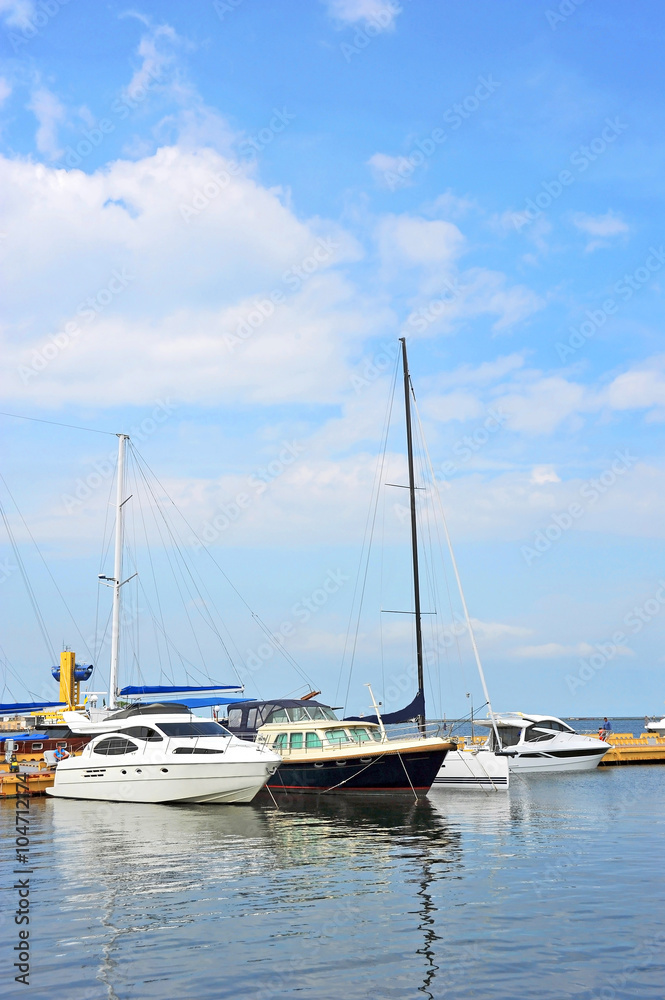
[249,612,315,688]
[132,457,173,683]
[338,350,400,709]
[130,452,243,684]
[0,410,117,436]
[0,496,55,663]
[411,397,500,744]
[0,474,95,662]
[95,457,117,665]
[0,643,44,701]
[128,444,296,678]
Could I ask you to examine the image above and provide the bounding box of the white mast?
[107,433,129,710]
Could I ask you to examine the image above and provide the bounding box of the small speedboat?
[475,713,611,773]
[46,702,281,804]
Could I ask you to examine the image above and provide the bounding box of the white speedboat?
[475,713,611,772]
[47,703,281,803]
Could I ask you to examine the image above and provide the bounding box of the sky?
[1,0,664,719]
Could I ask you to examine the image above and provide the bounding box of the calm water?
[2,759,664,1000]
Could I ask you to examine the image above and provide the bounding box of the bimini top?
[225,699,338,736]
[107,702,192,720]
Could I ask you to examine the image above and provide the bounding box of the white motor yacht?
[645,717,665,736]
[47,703,281,803]
[475,713,611,772]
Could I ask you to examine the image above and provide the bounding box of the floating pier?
[597,732,665,766]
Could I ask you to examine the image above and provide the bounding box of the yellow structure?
[59,650,76,709]
[598,732,665,766]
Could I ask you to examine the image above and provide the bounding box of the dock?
[596,732,665,766]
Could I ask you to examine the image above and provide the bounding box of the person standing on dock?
[600,718,612,740]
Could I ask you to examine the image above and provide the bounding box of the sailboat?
[47,433,282,804]
[357,338,509,791]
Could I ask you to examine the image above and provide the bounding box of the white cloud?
[367,152,415,189]
[603,358,665,414]
[28,87,66,159]
[0,77,11,105]
[530,466,560,485]
[378,213,465,269]
[573,210,629,252]
[324,0,401,30]
[0,0,34,28]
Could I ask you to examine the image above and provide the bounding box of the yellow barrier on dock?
[0,765,54,797]
[596,732,665,766]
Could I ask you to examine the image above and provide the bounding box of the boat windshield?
[268,706,338,723]
[495,725,522,748]
[157,721,231,738]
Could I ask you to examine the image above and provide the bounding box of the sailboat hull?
[432,748,509,790]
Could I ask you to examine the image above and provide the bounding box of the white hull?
[46,759,274,803]
[507,750,607,773]
[432,748,509,790]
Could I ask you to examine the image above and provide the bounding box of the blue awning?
[181,697,253,709]
[119,684,243,696]
[0,732,49,742]
[0,701,67,713]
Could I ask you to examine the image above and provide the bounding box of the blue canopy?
[119,684,242,696]
[180,697,252,709]
[0,732,49,742]
[0,701,67,713]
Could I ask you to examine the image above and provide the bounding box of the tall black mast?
[400,337,425,730]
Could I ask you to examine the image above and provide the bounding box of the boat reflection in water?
[47,792,465,1000]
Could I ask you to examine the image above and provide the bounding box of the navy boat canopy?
[347,688,425,726]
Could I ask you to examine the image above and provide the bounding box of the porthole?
[161,768,168,773]
[136,769,142,773]
[314,762,324,768]
[121,769,127,774]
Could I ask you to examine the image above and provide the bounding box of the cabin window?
[31,743,43,750]
[246,709,259,731]
[227,709,242,728]
[524,726,555,743]
[158,722,230,738]
[325,729,350,746]
[273,733,288,751]
[290,732,304,750]
[119,727,163,742]
[93,738,138,756]
[305,732,322,748]
[349,727,372,743]
[496,726,522,748]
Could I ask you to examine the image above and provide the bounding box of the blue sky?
[1,0,664,719]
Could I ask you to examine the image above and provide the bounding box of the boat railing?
[252,721,448,754]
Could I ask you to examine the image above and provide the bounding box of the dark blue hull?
[267,746,450,795]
